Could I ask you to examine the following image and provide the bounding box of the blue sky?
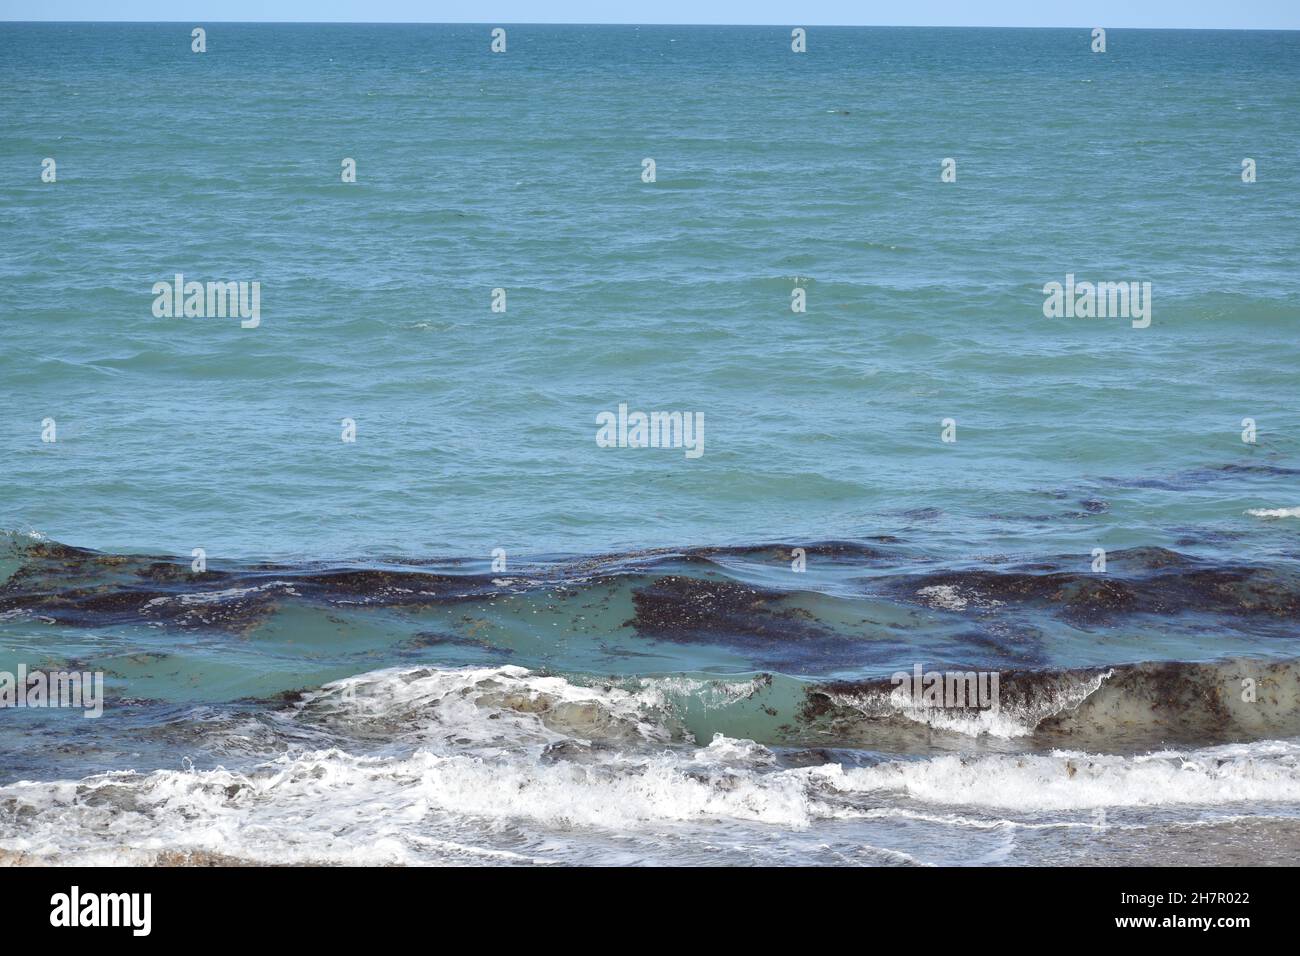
[3,1,1298,28]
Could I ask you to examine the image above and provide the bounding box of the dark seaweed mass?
[0,539,499,632]
[3,538,1299,665]
[886,547,1300,624]
[0,537,894,638]
[622,574,870,670]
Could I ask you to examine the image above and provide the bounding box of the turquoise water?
[4,24,1298,560]
[1,24,1298,866]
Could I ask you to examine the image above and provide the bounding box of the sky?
[2,1,1298,29]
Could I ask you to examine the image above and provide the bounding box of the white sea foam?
[297,664,675,746]
[2,666,1298,865]
[0,736,814,865]
[632,674,769,710]
[143,582,297,608]
[5,735,1299,866]
[1246,507,1300,518]
[815,740,1300,810]
[915,584,1004,611]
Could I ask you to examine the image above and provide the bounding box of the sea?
[1,22,1298,865]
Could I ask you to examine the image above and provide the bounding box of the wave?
[1247,507,1300,519]
[0,664,821,865]
[801,658,1300,746]
[211,658,1300,752]
[1,662,1298,865]
[818,740,1300,811]
[4,533,1300,752]
[282,659,1300,751]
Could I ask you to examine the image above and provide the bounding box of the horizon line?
[3,20,1299,31]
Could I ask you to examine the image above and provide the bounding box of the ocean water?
[1,23,1299,866]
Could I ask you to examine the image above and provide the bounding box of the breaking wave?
[1,664,1298,866]
[801,659,1300,745]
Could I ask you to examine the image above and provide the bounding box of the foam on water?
[819,741,1300,811]
[2,666,1299,865]
[1247,507,1300,519]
